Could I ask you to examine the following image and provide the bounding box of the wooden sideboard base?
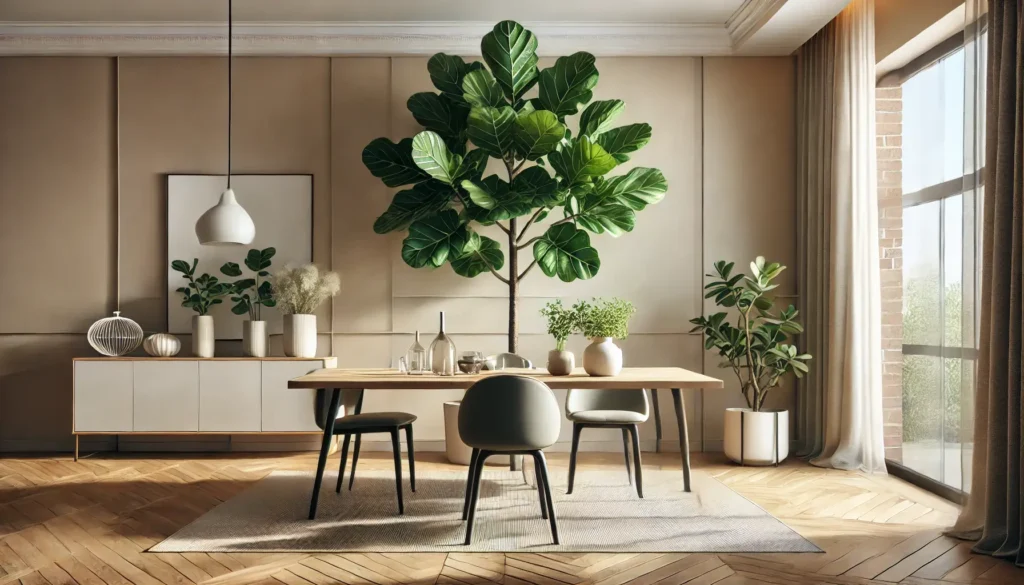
[72,432,339,461]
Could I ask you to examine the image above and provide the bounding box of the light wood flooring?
[0,451,1020,585]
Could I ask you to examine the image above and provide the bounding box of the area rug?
[150,468,820,553]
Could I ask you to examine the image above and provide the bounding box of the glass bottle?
[406,330,426,375]
[429,311,456,376]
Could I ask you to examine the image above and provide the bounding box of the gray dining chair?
[565,388,649,498]
[484,352,533,474]
[458,375,561,545]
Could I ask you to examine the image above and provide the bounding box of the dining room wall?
[0,55,796,454]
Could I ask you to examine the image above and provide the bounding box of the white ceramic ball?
[144,333,181,357]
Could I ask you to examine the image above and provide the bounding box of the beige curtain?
[795,0,887,473]
[951,0,1024,567]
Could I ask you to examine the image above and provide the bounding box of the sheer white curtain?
[796,0,887,473]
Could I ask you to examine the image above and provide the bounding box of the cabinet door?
[74,361,133,432]
[133,361,199,431]
[199,361,261,431]
[261,360,324,431]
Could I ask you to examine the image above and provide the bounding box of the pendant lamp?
[196,0,254,246]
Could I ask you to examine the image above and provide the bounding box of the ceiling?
[0,0,851,56]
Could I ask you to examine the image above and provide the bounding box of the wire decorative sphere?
[87,311,144,356]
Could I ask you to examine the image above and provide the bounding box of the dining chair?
[458,375,561,545]
[313,389,417,515]
[565,388,649,498]
[484,352,533,474]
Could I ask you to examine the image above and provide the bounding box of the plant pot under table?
[723,407,789,466]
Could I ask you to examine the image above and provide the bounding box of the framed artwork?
[166,174,313,339]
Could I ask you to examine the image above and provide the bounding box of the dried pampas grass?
[271,264,340,315]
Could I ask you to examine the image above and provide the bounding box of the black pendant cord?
[226,0,232,189]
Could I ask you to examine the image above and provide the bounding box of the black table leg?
[650,389,662,453]
[670,388,692,492]
[309,387,341,520]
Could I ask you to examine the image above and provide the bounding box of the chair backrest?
[490,352,533,369]
[314,389,363,430]
[565,388,650,418]
[459,375,560,450]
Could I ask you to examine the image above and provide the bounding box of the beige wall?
[875,0,963,62]
[0,55,796,453]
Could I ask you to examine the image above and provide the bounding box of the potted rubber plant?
[220,247,276,357]
[540,300,580,375]
[271,264,340,358]
[576,297,635,376]
[688,257,811,465]
[171,258,230,358]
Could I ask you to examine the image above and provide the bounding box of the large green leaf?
[514,110,565,160]
[461,175,533,222]
[594,167,667,210]
[548,135,618,186]
[454,148,490,183]
[407,92,467,140]
[451,233,505,277]
[466,105,517,158]
[579,99,624,137]
[537,52,599,118]
[411,131,463,185]
[574,192,636,237]
[427,53,482,100]
[373,180,453,234]
[512,166,560,206]
[596,123,652,163]
[362,137,426,187]
[462,68,506,108]
[481,20,539,103]
[401,210,471,268]
[533,223,600,282]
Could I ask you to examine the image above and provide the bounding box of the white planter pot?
[143,333,181,357]
[724,408,789,465]
[547,349,575,376]
[443,401,473,465]
[582,337,622,376]
[242,320,267,357]
[284,314,317,358]
[192,315,215,358]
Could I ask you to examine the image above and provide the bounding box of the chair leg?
[464,450,490,545]
[567,423,582,494]
[335,434,351,494]
[404,424,416,492]
[348,434,361,491]
[390,428,404,515]
[532,452,548,519]
[621,427,633,486]
[533,450,559,545]
[462,448,480,521]
[629,424,643,499]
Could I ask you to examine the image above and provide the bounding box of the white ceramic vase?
[242,320,267,357]
[143,333,181,357]
[583,337,622,376]
[192,315,215,358]
[443,401,473,465]
[284,314,317,358]
[723,408,790,466]
[547,349,575,376]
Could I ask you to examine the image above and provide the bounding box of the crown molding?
[726,0,787,48]
[0,21,735,56]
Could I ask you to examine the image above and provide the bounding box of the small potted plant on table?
[171,258,230,358]
[220,247,276,357]
[540,300,580,375]
[688,257,812,465]
[271,264,340,358]
[576,297,635,376]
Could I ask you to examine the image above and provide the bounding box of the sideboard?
[72,356,336,460]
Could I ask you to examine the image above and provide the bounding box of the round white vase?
[284,314,317,358]
[547,349,575,376]
[723,408,789,465]
[143,333,181,357]
[192,315,215,358]
[582,337,622,376]
[242,320,267,357]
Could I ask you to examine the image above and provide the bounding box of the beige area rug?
[151,468,820,553]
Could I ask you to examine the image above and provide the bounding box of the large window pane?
[903,201,941,346]
[903,48,965,193]
[902,354,944,483]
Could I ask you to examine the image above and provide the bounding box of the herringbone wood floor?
[0,451,1019,585]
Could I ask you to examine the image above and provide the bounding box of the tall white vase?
[192,315,215,358]
[583,337,622,376]
[284,314,317,358]
[242,320,267,357]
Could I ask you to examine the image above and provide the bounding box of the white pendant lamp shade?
[195,188,255,246]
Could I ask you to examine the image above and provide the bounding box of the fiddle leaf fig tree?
[362,20,668,352]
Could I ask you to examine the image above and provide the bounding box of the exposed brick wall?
[876,83,903,463]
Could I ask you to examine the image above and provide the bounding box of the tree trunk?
[508,217,519,353]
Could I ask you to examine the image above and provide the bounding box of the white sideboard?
[73,357,336,459]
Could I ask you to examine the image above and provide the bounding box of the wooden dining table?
[289,366,724,519]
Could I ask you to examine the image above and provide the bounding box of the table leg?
[309,388,341,520]
[670,388,691,492]
[650,389,662,453]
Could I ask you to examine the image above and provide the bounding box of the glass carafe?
[429,312,456,376]
[406,330,426,375]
